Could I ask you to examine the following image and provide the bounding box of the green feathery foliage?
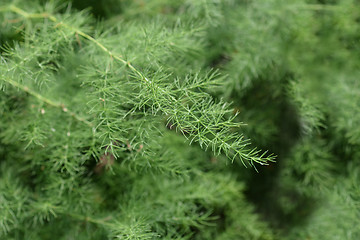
[1,0,360,239]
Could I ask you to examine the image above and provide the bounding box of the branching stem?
[2,77,93,127]
[5,5,149,83]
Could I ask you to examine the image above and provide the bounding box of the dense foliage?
[1,0,359,239]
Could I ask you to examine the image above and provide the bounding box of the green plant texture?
[1,0,360,239]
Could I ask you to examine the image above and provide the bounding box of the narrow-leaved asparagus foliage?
[1,0,360,239]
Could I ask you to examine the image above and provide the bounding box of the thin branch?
[2,77,93,127]
[5,5,149,83]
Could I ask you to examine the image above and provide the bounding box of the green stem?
[2,77,93,127]
[6,5,149,83]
